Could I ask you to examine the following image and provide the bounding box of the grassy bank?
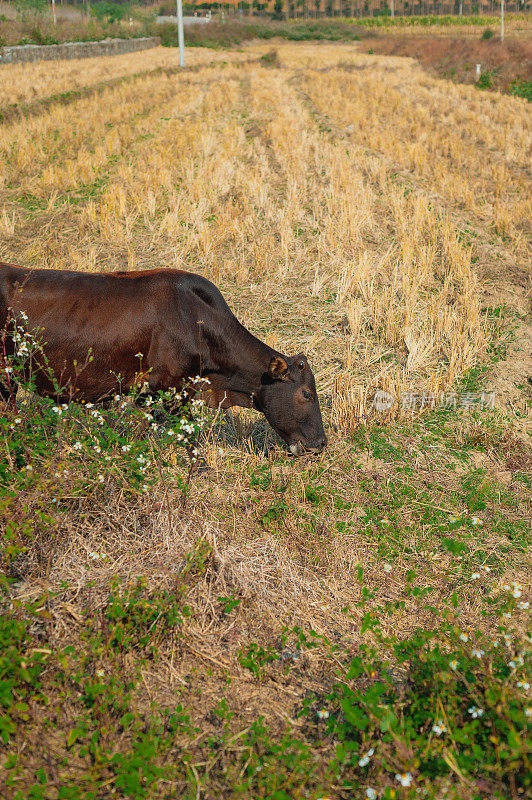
[364,34,532,96]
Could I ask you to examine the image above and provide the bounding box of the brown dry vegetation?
[364,33,532,92]
[0,42,531,799]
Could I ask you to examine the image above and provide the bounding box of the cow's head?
[255,353,327,455]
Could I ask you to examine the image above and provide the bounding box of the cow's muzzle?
[289,436,327,456]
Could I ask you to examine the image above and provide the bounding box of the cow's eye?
[298,360,305,370]
[302,390,312,401]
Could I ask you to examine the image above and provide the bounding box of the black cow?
[0,264,327,455]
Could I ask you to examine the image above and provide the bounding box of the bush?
[476,69,493,89]
[91,1,127,25]
[509,79,532,101]
[481,27,495,39]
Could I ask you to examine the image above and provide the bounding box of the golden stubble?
[1,43,525,429]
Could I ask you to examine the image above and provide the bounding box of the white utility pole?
[500,0,504,41]
[176,0,185,67]
[391,0,394,17]
[459,0,462,15]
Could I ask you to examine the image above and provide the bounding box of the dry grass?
[1,41,531,798]
[0,45,251,109]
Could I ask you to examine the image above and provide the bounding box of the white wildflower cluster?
[316,709,329,720]
[468,706,484,719]
[10,311,36,360]
[503,581,523,599]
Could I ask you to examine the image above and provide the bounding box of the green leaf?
[66,728,82,748]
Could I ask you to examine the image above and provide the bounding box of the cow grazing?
[0,264,327,455]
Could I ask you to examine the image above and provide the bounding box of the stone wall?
[0,36,161,65]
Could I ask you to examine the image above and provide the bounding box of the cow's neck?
[203,318,279,410]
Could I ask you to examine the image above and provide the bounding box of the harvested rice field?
[0,41,531,800]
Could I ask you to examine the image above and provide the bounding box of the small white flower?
[525,707,532,718]
[471,517,483,526]
[52,406,62,415]
[459,633,469,643]
[432,720,447,736]
[383,563,392,573]
[86,403,94,409]
[358,747,374,767]
[14,417,22,424]
[449,515,459,524]
[380,518,391,526]
[317,709,329,719]
[167,429,175,436]
[468,706,484,719]
[97,474,104,483]
[151,423,158,431]
[518,601,530,610]
[449,659,459,671]
[114,395,121,401]
[121,444,131,452]
[94,446,101,453]
[73,441,82,450]
[517,681,530,691]
[23,464,33,471]
[365,790,377,800]
[96,668,105,678]
[471,573,481,580]
[482,566,491,572]
[512,588,523,599]
[472,648,485,659]
[136,352,143,358]
[104,454,111,461]
[395,772,413,787]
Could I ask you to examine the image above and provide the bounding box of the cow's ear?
[268,356,289,381]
